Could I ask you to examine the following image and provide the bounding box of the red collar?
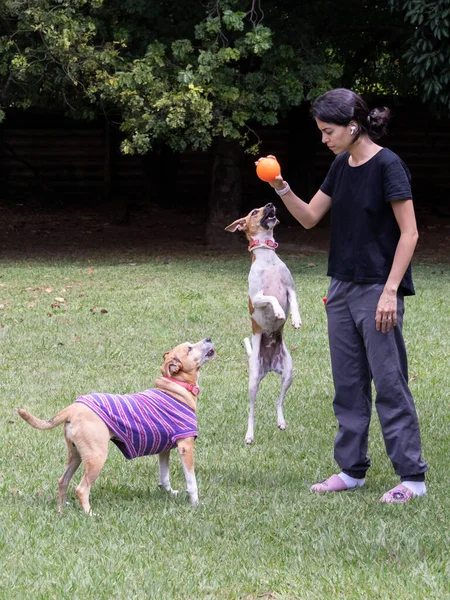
[162,377,200,396]
[248,239,278,252]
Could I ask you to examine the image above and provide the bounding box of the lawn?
[0,248,449,600]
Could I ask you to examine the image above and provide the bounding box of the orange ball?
[256,157,281,182]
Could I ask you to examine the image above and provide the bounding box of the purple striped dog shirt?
[76,389,198,459]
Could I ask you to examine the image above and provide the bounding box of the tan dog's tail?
[16,406,72,430]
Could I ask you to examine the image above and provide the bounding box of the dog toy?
[256,157,281,182]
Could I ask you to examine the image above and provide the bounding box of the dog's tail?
[244,337,252,357]
[16,406,72,430]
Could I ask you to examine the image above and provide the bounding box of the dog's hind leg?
[58,426,82,513]
[75,446,108,515]
[69,416,111,514]
[158,450,178,496]
[246,333,264,445]
[276,344,293,431]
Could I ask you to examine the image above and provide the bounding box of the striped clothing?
[76,389,197,459]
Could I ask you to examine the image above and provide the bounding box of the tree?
[389,0,450,115]
[0,1,340,148]
[0,0,341,243]
[1,1,448,243]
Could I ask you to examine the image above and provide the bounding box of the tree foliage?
[0,0,340,153]
[1,0,449,155]
[389,0,450,114]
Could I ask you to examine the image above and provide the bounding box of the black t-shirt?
[320,147,415,296]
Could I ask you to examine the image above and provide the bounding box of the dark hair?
[311,88,391,141]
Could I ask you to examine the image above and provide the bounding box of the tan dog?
[17,338,215,514]
[226,204,301,444]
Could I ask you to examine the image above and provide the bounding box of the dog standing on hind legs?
[225,203,301,444]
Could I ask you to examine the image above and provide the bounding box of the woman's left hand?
[376,289,397,333]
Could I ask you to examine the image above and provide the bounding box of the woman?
[264,88,427,503]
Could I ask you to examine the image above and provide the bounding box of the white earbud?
[350,125,356,135]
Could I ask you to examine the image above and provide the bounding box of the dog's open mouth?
[206,347,215,358]
[261,206,277,229]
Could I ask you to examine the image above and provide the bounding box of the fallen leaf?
[100,309,108,314]
[54,297,65,302]
[45,288,53,293]
[88,267,94,275]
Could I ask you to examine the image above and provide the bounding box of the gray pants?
[326,279,427,480]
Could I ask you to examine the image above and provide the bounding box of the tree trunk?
[206,138,243,248]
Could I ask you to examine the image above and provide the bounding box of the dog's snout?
[205,337,212,343]
[263,203,276,216]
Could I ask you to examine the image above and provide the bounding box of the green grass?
[0,250,449,600]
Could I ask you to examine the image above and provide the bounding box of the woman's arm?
[375,198,419,333]
[271,179,332,229]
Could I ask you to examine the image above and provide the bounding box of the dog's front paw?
[189,494,199,507]
[292,318,302,329]
[159,483,179,496]
[275,309,286,320]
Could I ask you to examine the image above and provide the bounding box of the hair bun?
[367,106,391,139]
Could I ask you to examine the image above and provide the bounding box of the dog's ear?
[161,356,182,376]
[225,218,246,232]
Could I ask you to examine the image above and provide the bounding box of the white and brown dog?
[226,203,301,444]
[17,338,215,514]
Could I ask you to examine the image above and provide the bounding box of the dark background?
[1,98,449,260]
